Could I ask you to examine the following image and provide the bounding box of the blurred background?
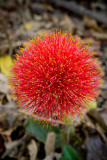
[0,0,107,160]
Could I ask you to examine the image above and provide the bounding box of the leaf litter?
[0,0,107,159]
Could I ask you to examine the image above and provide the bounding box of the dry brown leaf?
[83,16,102,32]
[45,132,56,156]
[42,2,54,12]
[0,73,9,94]
[44,153,61,160]
[50,15,59,24]
[95,123,107,143]
[83,37,100,45]
[91,30,107,40]
[60,14,76,33]
[87,109,107,132]
[98,108,107,127]
[27,139,38,160]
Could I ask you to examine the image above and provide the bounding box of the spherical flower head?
[10,32,102,123]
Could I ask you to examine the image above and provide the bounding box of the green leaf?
[25,117,47,143]
[86,98,97,109]
[59,157,70,160]
[63,145,79,160]
[25,117,61,148]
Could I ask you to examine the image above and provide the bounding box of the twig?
[40,0,107,24]
[1,134,30,159]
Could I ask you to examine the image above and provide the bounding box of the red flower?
[10,32,102,123]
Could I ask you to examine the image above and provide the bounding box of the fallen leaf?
[60,14,76,33]
[0,73,9,94]
[27,139,38,160]
[83,37,100,45]
[83,16,102,32]
[45,132,56,156]
[95,123,107,143]
[98,108,107,127]
[0,55,12,75]
[24,22,33,31]
[91,30,107,40]
[42,2,54,11]
[82,132,107,160]
[25,117,61,148]
[87,109,107,131]
[44,153,61,160]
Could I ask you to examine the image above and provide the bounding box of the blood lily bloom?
[10,32,102,123]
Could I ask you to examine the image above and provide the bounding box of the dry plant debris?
[0,0,107,159]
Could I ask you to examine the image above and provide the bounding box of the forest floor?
[0,0,107,160]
